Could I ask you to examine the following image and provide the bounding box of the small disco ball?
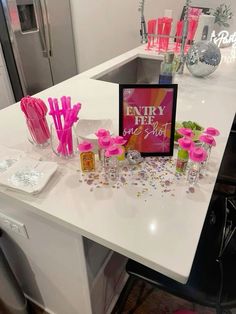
[186,41,221,77]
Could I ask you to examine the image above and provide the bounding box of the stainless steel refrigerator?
[1,0,77,97]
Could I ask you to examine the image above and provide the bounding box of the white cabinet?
[0,192,127,314]
[0,43,14,110]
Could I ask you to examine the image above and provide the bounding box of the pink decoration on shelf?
[20,96,50,145]
[178,137,194,151]
[177,128,194,138]
[199,134,216,147]
[78,141,93,152]
[189,147,207,163]
[204,127,220,137]
[95,128,110,138]
[105,145,123,157]
[113,136,127,146]
[98,136,113,149]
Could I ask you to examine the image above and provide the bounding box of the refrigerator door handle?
[34,0,49,58]
[39,0,53,57]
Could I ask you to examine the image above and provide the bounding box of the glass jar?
[50,124,78,158]
[26,117,50,148]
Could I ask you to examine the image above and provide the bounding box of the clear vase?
[26,117,50,148]
[50,124,78,158]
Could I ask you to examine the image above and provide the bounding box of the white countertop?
[0,45,236,283]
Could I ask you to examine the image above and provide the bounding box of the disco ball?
[186,41,221,77]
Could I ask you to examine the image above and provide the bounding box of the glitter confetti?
[77,156,184,202]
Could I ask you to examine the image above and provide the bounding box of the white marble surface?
[0,45,235,283]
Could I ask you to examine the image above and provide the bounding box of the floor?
[27,302,46,314]
[113,279,236,314]
[0,298,46,314]
[1,282,236,314]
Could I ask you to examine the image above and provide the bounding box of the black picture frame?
[119,84,178,157]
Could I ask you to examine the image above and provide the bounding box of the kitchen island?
[0,45,235,314]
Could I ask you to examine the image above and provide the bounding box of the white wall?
[70,0,185,72]
[192,0,236,32]
[70,1,236,73]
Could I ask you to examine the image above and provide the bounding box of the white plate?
[76,119,114,144]
[0,146,25,173]
[0,158,58,194]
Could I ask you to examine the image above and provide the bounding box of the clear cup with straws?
[48,96,81,158]
[50,124,78,158]
[20,96,50,148]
